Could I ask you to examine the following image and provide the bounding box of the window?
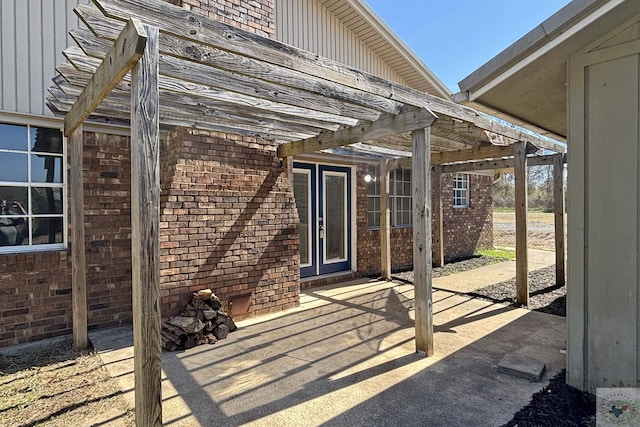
[366,166,380,228]
[392,168,412,227]
[453,173,469,208]
[0,122,66,252]
[366,167,412,228]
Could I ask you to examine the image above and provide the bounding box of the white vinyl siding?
[0,0,88,116]
[276,0,407,85]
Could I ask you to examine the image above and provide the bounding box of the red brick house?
[0,0,492,348]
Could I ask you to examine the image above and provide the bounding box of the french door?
[293,162,351,278]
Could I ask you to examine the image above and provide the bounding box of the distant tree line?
[493,165,566,211]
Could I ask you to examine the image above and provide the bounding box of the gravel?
[392,255,502,281]
[393,257,566,317]
[467,265,566,317]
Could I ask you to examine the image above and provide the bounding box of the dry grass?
[493,209,558,251]
[0,339,134,427]
[493,209,556,225]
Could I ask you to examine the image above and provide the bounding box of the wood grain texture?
[432,165,444,267]
[514,142,529,306]
[440,153,566,173]
[277,108,437,157]
[553,153,565,287]
[431,143,537,165]
[74,5,403,116]
[412,128,433,356]
[87,0,563,149]
[70,126,88,350]
[65,36,351,130]
[64,17,147,135]
[380,159,391,279]
[130,24,162,427]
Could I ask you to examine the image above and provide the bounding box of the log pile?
[161,290,237,351]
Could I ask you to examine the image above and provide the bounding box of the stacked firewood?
[161,290,237,351]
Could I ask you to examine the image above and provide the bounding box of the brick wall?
[179,0,275,38]
[159,128,299,320]
[0,132,133,348]
[441,173,493,261]
[356,165,494,276]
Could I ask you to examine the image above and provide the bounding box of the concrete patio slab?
[90,274,565,426]
[434,248,556,293]
[498,353,546,382]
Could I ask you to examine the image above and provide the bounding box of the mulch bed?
[503,370,596,427]
[467,265,566,317]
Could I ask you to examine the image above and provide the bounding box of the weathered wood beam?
[277,108,437,157]
[51,84,318,141]
[514,142,529,306]
[72,8,403,116]
[59,50,344,132]
[431,143,537,165]
[439,153,567,173]
[412,128,434,357]
[57,71,340,134]
[69,126,88,350]
[90,0,564,149]
[130,24,162,427]
[63,42,356,129]
[380,159,391,280]
[432,165,444,267]
[64,18,146,136]
[553,153,566,287]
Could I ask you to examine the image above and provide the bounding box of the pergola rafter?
[47,1,567,425]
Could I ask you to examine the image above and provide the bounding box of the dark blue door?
[293,163,351,278]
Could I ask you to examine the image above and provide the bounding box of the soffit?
[457,0,640,140]
[319,0,452,99]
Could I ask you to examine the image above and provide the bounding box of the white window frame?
[392,168,412,227]
[366,167,413,228]
[453,173,470,208]
[366,166,380,229]
[0,121,67,254]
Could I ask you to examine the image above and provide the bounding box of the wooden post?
[432,165,444,267]
[70,126,88,350]
[380,159,391,279]
[131,24,162,427]
[514,142,529,306]
[553,153,565,286]
[412,128,434,356]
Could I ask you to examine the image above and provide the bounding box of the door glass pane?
[325,174,345,261]
[293,172,310,265]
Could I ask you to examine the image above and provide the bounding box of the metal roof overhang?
[455,0,640,142]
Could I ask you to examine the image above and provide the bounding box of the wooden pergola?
[47,0,566,425]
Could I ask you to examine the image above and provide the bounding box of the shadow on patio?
[90,278,565,426]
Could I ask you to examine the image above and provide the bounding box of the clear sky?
[365,0,571,93]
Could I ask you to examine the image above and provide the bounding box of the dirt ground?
[0,340,134,427]
[493,210,557,250]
